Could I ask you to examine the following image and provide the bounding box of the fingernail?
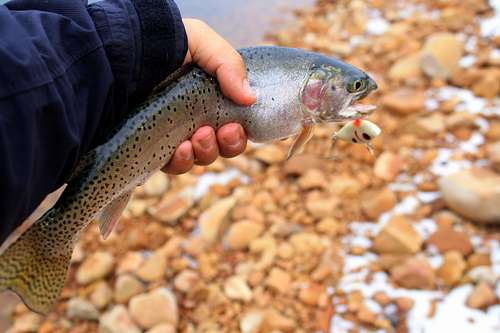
[180,146,193,161]
[224,131,243,149]
[199,131,213,150]
[242,79,255,98]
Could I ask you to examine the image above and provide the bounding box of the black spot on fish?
[352,138,358,143]
[362,133,371,140]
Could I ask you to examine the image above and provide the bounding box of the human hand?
[162,19,256,174]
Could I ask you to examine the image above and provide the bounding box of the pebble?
[361,187,397,219]
[253,144,286,164]
[391,257,436,290]
[381,88,425,115]
[421,32,463,79]
[410,114,446,137]
[66,297,99,321]
[142,172,169,197]
[148,188,194,224]
[114,274,146,304]
[199,196,237,244]
[486,141,500,173]
[90,281,113,309]
[395,297,415,313]
[116,252,144,275]
[374,152,403,181]
[298,283,324,306]
[224,275,253,302]
[388,52,422,81]
[438,168,500,224]
[373,215,422,254]
[426,228,473,256]
[76,251,115,285]
[436,251,466,286]
[226,221,264,250]
[240,310,264,333]
[128,288,178,329]
[283,154,325,176]
[6,313,42,333]
[467,266,498,286]
[146,324,176,333]
[265,268,292,294]
[298,169,327,190]
[305,193,338,219]
[263,308,296,331]
[467,253,491,269]
[136,250,167,282]
[99,305,140,333]
[466,282,497,309]
[174,270,200,293]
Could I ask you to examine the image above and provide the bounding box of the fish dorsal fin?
[149,64,197,97]
[96,191,133,240]
[287,124,315,160]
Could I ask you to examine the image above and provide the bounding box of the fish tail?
[0,212,74,314]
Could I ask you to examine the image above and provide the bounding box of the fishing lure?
[329,118,381,158]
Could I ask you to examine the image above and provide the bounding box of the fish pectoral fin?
[96,191,133,240]
[287,124,315,160]
[0,213,73,315]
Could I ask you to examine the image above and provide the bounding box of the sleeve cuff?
[131,0,188,102]
[88,0,187,105]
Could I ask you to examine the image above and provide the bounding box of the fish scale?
[0,46,377,314]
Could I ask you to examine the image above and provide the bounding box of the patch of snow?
[389,181,417,192]
[349,221,381,236]
[366,17,390,35]
[459,54,476,68]
[417,191,441,203]
[465,35,478,52]
[379,195,420,224]
[430,148,473,176]
[490,48,500,60]
[193,168,249,200]
[414,218,438,240]
[423,285,500,333]
[480,0,500,37]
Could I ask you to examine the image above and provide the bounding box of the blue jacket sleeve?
[0,0,187,244]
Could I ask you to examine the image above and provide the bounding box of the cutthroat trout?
[0,46,377,313]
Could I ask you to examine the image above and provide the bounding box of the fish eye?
[347,79,366,93]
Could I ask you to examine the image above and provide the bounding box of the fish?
[329,118,382,158]
[0,46,377,314]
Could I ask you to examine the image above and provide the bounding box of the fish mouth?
[344,101,377,117]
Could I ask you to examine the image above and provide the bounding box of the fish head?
[300,62,378,123]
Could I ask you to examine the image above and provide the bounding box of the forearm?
[0,0,187,244]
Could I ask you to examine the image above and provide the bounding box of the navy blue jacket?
[0,0,188,244]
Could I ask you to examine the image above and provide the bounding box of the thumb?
[183,19,256,106]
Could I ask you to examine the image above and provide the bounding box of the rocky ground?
[2,0,500,332]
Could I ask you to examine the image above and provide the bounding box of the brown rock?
[146,324,176,333]
[382,88,425,115]
[361,187,397,219]
[283,154,324,176]
[173,270,200,293]
[114,274,146,304]
[378,254,411,271]
[438,169,500,224]
[253,145,286,164]
[142,172,169,197]
[373,291,391,306]
[373,216,422,254]
[199,196,237,244]
[240,310,264,333]
[76,251,114,285]
[265,268,291,294]
[90,281,113,309]
[298,283,324,307]
[226,221,264,250]
[391,258,436,289]
[136,251,167,282]
[388,52,422,81]
[395,297,415,313]
[263,308,296,332]
[374,152,403,181]
[148,188,194,224]
[99,305,140,333]
[305,193,338,219]
[357,305,377,325]
[128,289,178,329]
[410,114,446,137]
[472,70,500,99]
[421,33,463,79]
[224,276,253,302]
[467,253,491,269]
[427,228,472,256]
[486,141,500,173]
[436,251,466,286]
[486,122,500,141]
[466,282,497,309]
[298,169,327,190]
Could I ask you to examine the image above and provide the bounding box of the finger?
[161,141,194,174]
[216,123,247,158]
[183,18,256,106]
[191,126,219,165]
